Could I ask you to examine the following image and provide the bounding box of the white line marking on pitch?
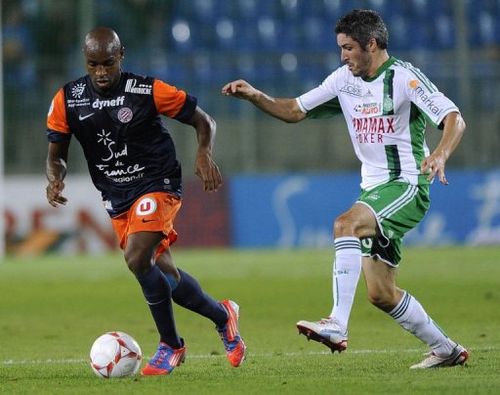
[1,346,495,366]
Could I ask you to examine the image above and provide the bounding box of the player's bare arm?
[184,106,222,192]
[421,112,466,185]
[222,79,306,123]
[46,140,70,207]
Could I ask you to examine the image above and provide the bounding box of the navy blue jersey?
[47,72,197,217]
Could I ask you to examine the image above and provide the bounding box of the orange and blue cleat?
[218,300,247,367]
[141,340,186,376]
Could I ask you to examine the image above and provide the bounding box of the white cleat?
[296,318,348,353]
[410,344,469,369]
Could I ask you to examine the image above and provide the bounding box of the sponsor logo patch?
[409,79,419,89]
[352,116,396,144]
[71,83,86,99]
[354,102,381,115]
[97,129,113,146]
[136,197,157,216]
[125,79,152,95]
[340,82,363,97]
[92,96,125,110]
[67,98,91,108]
[414,86,443,116]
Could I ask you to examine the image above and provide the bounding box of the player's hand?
[194,151,222,192]
[421,152,448,185]
[46,180,68,207]
[221,79,258,100]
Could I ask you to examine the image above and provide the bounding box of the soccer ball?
[89,331,142,378]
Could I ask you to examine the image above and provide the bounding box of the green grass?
[0,247,499,394]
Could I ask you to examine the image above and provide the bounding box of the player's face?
[337,33,372,78]
[85,46,123,94]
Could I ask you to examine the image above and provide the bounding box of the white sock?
[389,291,456,356]
[330,237,362,329]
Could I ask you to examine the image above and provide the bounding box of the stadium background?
[2,0,500,254]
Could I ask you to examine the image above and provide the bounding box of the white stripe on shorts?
[378,185,418,219]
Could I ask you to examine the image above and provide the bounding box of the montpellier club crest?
[117,107,133,123]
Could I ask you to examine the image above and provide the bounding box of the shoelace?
[218,326,237,351]
[152,347,168,366]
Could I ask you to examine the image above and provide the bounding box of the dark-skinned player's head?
[83,27,124,94]
[335,9,388,51]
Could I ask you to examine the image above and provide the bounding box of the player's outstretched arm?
[184,106,222,192]
[421,112,466,185]
[46,141,70,207]
[222,79,306,123]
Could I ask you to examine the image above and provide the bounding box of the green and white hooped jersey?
[296,56,459,190]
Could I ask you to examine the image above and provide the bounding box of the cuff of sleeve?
[296,97,308,113]
[436,108,459,130]
[47,130,71,143]
[174,94,198,123]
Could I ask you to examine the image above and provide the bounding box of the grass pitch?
[1,247,499,394]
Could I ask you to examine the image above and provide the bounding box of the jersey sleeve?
[404,70,459,129]
[296,69,343,119]
[153,79,197,122]
[296,69,340,113]
[46,88,71,142]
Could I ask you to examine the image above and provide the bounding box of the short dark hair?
[335,9,388,50]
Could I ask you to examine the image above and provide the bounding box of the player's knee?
[156,254,180,283]
[334,214,361,237]
[124,248,151,276]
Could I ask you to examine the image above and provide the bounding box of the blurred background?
[2,0,500,255]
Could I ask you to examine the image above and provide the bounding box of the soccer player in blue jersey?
[223,9,467,368]
[46,27,246,375]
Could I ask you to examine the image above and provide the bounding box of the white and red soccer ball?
[89,331,142,378]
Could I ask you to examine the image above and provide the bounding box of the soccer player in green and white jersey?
[222,9,468,369]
